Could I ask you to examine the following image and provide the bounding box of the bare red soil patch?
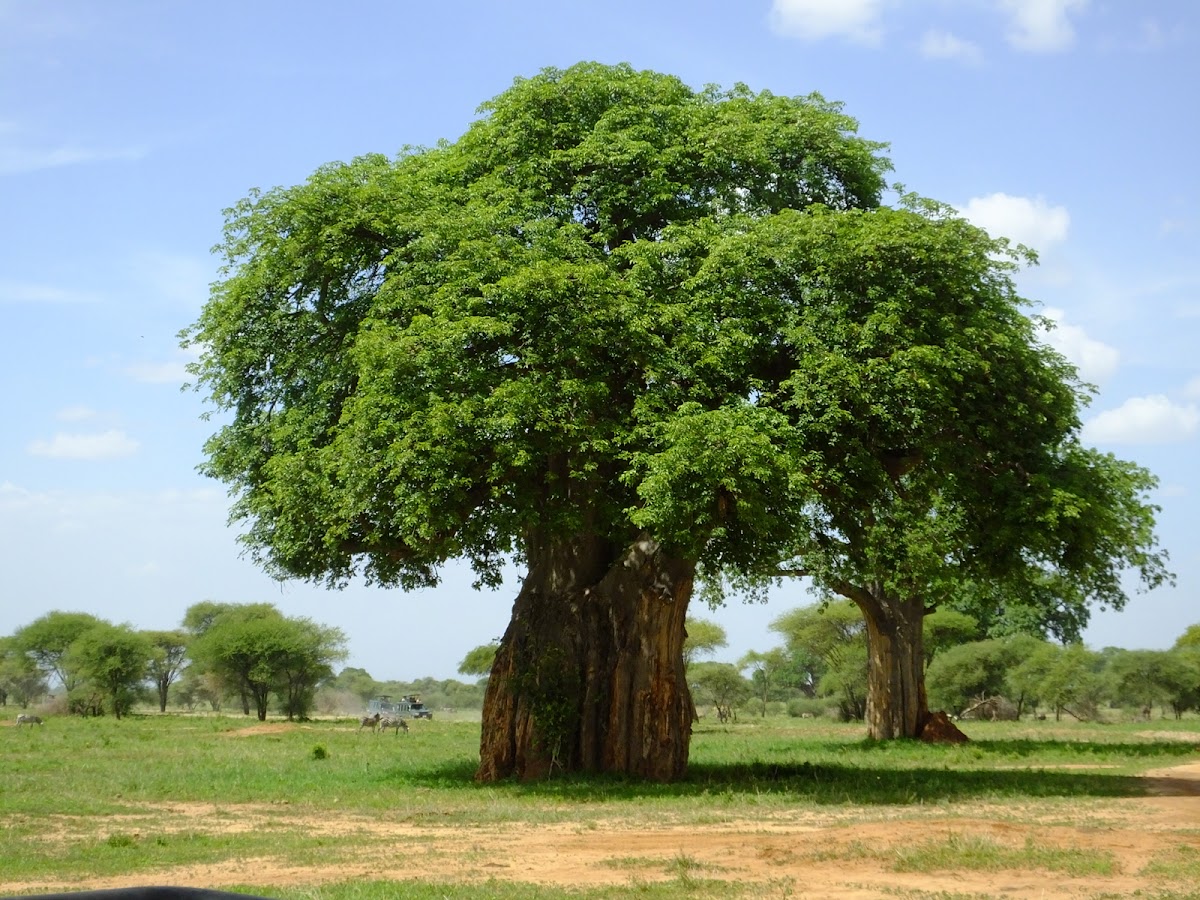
[5,765,1200,898]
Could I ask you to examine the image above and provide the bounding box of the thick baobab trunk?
[851,586,929,740]
[477,532,695,782]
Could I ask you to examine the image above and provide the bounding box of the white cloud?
[27,429,140,460]
[919,29,983,64]
[124,359,191,384]
[1037,307,1119,385]
[0,279,101,304]
[769,0,886,45]
[1084,395,1199,445]
[999,0,1089,53]
[1185,376,1200,399]
[130,250,213,309]
[959,192,1070,252]
[56,405,97,422]
[0,142,147,176]
[124,345,201,385]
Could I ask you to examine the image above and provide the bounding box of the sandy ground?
[7,729,1200,898]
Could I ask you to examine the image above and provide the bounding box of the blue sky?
[1,0,1197,682]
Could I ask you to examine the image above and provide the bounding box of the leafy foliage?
[13,611,106,692]
[182,61,1169,745]
[186,602,347,720]
[68,623,154,719]
[457,643,500,679]
[683,618,728,668]
[182,62,889,592]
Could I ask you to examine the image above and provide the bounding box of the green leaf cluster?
[184,61,1169,674]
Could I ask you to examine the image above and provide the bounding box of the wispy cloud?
[999,0,1089,53]
[0,279,102,304]
[1084,395,1199,445]
[129,250,214,310]
[1037,307,1119,384]
[123,345,200,385]
[959,192,1070,253]
[56,405,98,422]
[0,142,148,177]
[124,359,191,385]
[919,29,984,64]
[768,0,886,45]
[27,430,140,460]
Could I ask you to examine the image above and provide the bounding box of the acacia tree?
[683,618,729,668]
[740,648,789,716]
[0,636,47,708]
[69,623,153,719]
[689,661,751,722]
[458,643,500,680]
[144,629,189,713]
[187,604,285,720]
[183,601,278,714]
[187,604,345,721]
[771,600,872,718]
[185,61,1168,775]
[273,618,348,720]
[13,611,106,694]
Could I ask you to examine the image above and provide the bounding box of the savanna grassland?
[3,712,1200,899]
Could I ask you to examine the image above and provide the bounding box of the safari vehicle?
[367,694,433,720]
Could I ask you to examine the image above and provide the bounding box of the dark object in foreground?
[1,889,272,900]
[919,711,970,743]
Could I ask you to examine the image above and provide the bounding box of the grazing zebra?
[16,714,43,727]
[378,715,409,735]
[358,712,381,731]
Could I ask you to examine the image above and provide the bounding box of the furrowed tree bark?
[477,532,695,782]
[850,585,929,740]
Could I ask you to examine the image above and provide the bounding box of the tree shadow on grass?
[401,738,1199,805]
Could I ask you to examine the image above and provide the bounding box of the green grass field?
[3,712,1200,899]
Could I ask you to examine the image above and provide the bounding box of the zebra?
[358,712,381,732]
[16,714,43,727]
[378,715,409,735]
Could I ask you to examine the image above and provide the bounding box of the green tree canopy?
[739,647,789,716]
[184,61,890,779]
[457,643,500,679]
[188,603,346,721]
[144,629,190,713]
[922,609,981,667]
[184,60,1168,775]
[770,600,868,718]
[689,661,751,722]
[0,636,48,708]
[925,635,1049,716]
[683,618,728,668]
[1103,649,1199,717]
[13,611,107,693]
[325,666,380,703]
[1174,624,1200,651]
[68,623,153,719]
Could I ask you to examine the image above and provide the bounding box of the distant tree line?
[677,608,1200,724]
[1,603,346,720]
[9,601,1196,725]
[1,603,491,720]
